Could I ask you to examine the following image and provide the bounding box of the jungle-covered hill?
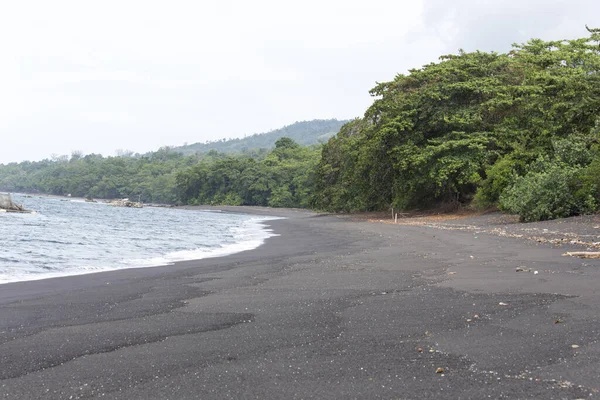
[173,119,348,155]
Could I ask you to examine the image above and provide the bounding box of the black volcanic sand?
[2,207,600,399]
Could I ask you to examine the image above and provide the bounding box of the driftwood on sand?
[563,251,600,259]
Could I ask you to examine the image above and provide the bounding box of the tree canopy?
[312,30,600,220]
[0,148,195,204]
[176,139,320,208]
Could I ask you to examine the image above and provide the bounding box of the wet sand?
[1,207,600,399]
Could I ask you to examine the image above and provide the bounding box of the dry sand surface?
[1,207,600,399]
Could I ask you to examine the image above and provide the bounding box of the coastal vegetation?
[176,138,320,208]
[0,121,332,206]
[0,148,191,204]
[313,28,600,221]
[0,140,321,208]
[1,30,600,221]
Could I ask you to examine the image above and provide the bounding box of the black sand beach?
[2,207,600,399]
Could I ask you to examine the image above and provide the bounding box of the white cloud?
[419,0,598,52]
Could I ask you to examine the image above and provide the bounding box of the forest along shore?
[1,208,599,399]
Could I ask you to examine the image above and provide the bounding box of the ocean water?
[0,194,280,284]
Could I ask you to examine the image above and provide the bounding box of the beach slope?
[1,208,600,399]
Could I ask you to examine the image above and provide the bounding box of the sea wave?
[121,217,280,267]
[0,195,282,285]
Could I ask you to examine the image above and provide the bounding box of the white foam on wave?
[122,216,281,267]
[0,215,283,285]
[0,264,116,285]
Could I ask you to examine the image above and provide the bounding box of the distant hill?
[174,119,349,155]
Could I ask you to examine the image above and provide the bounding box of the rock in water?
[0,193,30,213]
[108,199,143,208]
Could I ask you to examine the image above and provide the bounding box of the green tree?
[313,29,600,220]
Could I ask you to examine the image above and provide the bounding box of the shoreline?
[0,204,293,286]
[2,209,600,398]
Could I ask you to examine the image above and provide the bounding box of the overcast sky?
[0,0,598,163]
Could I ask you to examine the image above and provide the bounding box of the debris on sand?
[357,211,600,251]
[562,251,600,259]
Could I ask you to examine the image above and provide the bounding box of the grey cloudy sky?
[0,0,598,163]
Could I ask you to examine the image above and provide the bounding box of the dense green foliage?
[0,139,320,208]
[499,162,594,222]
[0,148,197,204]
[498,132,600,221]
[313,30,600,221]
[176,138,320,207]
[0,119,340,206]
[174,119,347,155]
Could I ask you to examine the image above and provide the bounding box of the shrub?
[553,137,593,167]
[474,156,526,208]
[580,155,600,203]
[499,163,596,222]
